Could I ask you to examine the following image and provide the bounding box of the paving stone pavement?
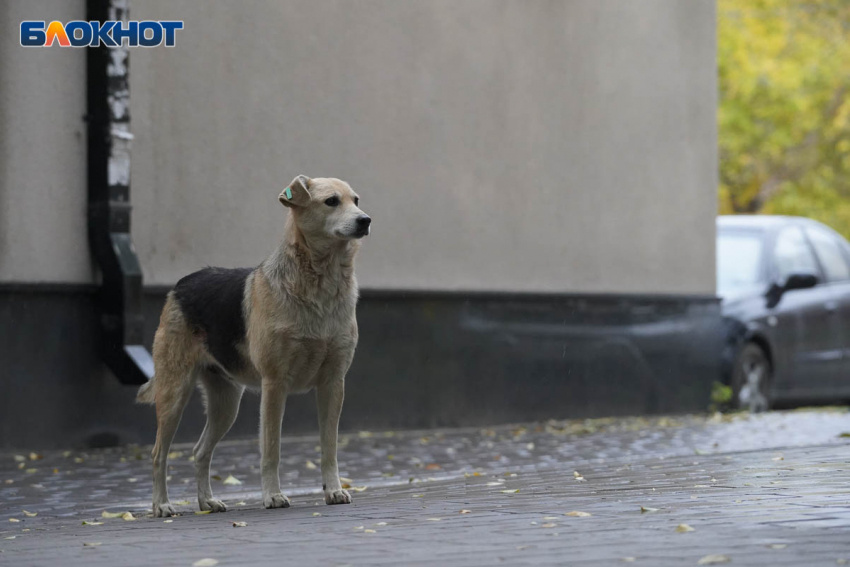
[1,409,850,566]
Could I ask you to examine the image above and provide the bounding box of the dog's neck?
[262,216,360,300]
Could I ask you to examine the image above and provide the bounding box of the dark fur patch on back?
[172,267,254,373]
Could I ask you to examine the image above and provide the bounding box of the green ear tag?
[284,187,292,199]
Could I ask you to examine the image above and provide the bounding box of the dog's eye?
[354,196,360,206]
[324,196,340,207]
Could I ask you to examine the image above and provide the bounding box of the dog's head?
[279,175,371,241]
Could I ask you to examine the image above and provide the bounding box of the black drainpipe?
[86,0,153,385]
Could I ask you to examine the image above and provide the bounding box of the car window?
[716,230,763,296]
[773,226,819,281]
[806,227,850,282]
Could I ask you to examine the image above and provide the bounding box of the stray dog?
[136,175,370,517]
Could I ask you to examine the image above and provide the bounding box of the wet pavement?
[1,409,850,566]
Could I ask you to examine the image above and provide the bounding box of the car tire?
[731,342,771,412]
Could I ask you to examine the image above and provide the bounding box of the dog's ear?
[279,175,312,208]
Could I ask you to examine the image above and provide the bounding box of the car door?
[768,225,842,398]
[804,224,850,396]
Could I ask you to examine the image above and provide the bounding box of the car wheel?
[731,343,771,412]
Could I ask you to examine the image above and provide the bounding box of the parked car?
[717,215,850,411]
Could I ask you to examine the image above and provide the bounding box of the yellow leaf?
[222,475,242,485]
[426,518,441,521]
[167,451,183,459]
[22,511,37,517]
[676,524,695,533]
[543,516,558,520]
[500,489,520,494]
[460,510,472,514]
[13,455,26,462]
[565,511,591,517]
[211,475,222,481]
[305,460,317,470]
[312,512,321,517]
[121,512,135,521]
[640,506,659,513]
[163,520,173,523]
[364,529,376,533]
[82,542,102,547]
[101,511,125,519]
[28,453,43,461]
[195,510,211,515]
[486,482,504,487]
[541,523,557,528]
[25,468,37,474]
[9,518,20,523]
[349,486,368,492]
[412,494,424,498]
[232,521,248,527]
[340,477,353,483]
[174,500,191,506]
[376,522,387,526]
[768,544,787,550]
[697,555,730,565]
[82,521,104,526]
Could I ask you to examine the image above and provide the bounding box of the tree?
[718,0,850,238]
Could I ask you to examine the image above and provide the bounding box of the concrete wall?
[0,0,90,283]
[1,0,717,295]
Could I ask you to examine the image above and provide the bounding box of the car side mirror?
[765,271,819,307]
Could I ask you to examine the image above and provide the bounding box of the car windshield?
[717,230,763,297]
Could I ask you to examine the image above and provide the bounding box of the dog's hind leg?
[194,372,244,513]
[149,295,201,518]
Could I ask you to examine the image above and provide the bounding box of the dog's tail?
[136,377,156,405]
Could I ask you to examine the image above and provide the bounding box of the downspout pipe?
[86,0,153,385]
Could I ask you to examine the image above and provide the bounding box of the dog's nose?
[356,215,371,228]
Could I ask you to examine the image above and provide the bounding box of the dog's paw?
[263,493,291,509]
[324,488,351,505]
[153,502,178,518]
[199,498,227,513]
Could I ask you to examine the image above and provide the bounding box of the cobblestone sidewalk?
[1,410,850,566]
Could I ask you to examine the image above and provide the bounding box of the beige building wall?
[1,0,717,295]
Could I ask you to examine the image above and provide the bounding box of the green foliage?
[718,0,850,238]
[711,381,733,405]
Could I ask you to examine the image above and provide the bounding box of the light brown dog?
[137,175,370,517]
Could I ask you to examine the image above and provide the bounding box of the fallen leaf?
[697,555,730,565]
[163,520,173,523]
[101,511,125,519]
[82,521,104,526]
[412,494,424,498]
[364,529,376,534]
[565,511,591,517]
[340,477,353,483]
[543,516,559,520]
[622,558,636,563]
[28,453,43,461]
[486,481,505,487]
[425,464,442,470]
[640,506,659,513]
[222,475,242,486]
[4,480,13,484]
[541,523,557,528]
[9,519,20,523]
[675,523,695,533]
[341,483,351,489]
[22,511,36,518]
[193,559,219,567]
[211,475,222,481]
[460,510,472,514]
[839,432,850,438]
[195,510,212,515]
[305,460,318,470]
[62,451,72,458]
[354,526,364,530]
[526,443,535,450]
[167,451,183,459]
[82,542,102,547]
[13,455,26,462]
[121,512,135,521]
[376,522,387,526]
[426,518,441,521]
[232,521,247,527]
[349,486,368,492]
[25,468,37,474]
[500,489,520,494]
[74,457,85,464]
[4,536,16,540]
[312,512,321,517]
[127,478,138,483]
[174,500,191,506]
[235,501,246,506]
[768,544,787,550]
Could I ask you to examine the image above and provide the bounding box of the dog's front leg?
[260,378,290,509]
[317,373,350,505]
